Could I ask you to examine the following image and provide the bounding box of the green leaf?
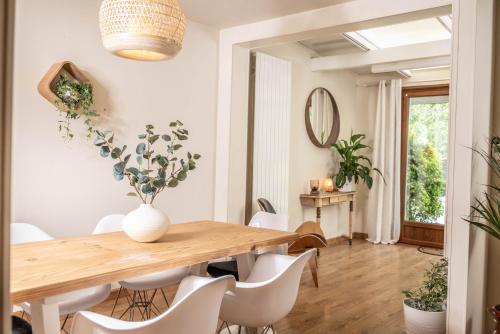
[127,192,137,197]
[177,170,187,181]
[148,134,160,144]
[136,156,143,165]
[169,122,177,127]
[153,178,166,188]
[111,147,122,159]
[123,154,131,164]
[162,134,171,142]
[136,143,146,154]
[176,120,184,126]
[173,144,182,150]
[168,178,179,187]
[145,124,154,130]
[100,146,110,158]
[141,183,153,194]
[193,154,201,160]
[138,134,147,139]
[127,167,140,176]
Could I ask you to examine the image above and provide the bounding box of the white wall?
[12,0,219,237]
[253,43,375,239]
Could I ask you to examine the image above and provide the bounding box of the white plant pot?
[340,181,354,192]
[403,302,446,334]
[122,204,170,243]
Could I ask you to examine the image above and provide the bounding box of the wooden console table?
[300,191,356,245]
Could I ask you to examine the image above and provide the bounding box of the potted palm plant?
[463,136,500,330]
[331,131,383,191]
[402,258,448,334]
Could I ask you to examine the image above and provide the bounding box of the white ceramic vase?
[122,204,170,243]
[340,181,354,192]
[403,302,446,334]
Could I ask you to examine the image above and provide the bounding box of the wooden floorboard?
[17,240,436,333]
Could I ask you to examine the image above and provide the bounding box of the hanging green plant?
[53,74,99,141]
[93,121,201,204]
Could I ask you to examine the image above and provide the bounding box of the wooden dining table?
[11,221,298,334]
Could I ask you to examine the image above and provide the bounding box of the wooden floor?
[19,240,436,333]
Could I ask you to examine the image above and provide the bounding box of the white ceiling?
[178,0,353,29]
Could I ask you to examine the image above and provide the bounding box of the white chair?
[93,215,191,320]
[248,211,289,255]
[11,223,111,332]
[218,249,315,333]
[70,275,236,334]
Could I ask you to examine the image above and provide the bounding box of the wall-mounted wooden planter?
[37,61,90,113]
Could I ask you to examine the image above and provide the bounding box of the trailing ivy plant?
[53,74,99,141]
[331,131,383,189]
[463,137,500,239]
[93,121,200,204]
[402,258,448,312]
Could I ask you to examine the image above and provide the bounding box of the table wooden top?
[11,221,297,304]
[300,191,356,199]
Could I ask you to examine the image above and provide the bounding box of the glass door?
[400,85,449,248]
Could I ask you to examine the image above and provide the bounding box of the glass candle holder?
[310,179,319,194]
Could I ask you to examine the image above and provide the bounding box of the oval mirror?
[305,87,340,148]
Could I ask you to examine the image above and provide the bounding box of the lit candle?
[323,178,334,192]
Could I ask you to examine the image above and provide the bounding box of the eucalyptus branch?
[94,122,201,205]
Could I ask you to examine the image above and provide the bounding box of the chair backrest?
[92,214,125,234]
[257,198,276,214]
[220,249,315,328]
[248,211,288,232]
[70,275,236,334]
[11,223,52,245]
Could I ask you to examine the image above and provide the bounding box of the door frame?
[0,0,14,331]
[400,84,449,248]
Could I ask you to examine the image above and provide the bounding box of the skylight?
[355,17,451,49]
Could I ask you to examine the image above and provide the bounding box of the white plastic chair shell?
[11,223,111,316]
[249,211,289,255]
[11,223,52,245]
[93,214,190,291]
[70,275,236,334]
[219,249,315,328]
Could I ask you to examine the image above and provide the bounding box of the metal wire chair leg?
[60,314,70,334]
[160,288,170,308]
[110,286,123,317]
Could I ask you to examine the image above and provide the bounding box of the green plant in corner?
[93,121,201,204]
[53,74,99,141]
[402,258,448,312]
[463,136,500,239]
[331,131,383,189]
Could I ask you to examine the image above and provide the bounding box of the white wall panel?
[252,52,291,214]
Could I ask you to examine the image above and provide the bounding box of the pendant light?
[99,0,186,61]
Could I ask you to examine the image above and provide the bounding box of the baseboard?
[327,233,368,245]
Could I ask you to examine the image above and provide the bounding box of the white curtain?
[367,79,402,244]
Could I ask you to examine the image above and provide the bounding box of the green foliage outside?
[407,134,445,223]
[406,100,448,224]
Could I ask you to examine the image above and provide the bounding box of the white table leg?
[29,299,60,334]
[189,261,208,276]
[236,252,255,282]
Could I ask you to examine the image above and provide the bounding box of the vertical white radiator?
[252,52,291,214]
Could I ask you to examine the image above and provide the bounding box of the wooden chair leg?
[308,253,319,288]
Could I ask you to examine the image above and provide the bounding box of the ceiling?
[300,16,452,57]
[178,0,354,29]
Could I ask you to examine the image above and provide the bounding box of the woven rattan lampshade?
[99,0,185,61]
